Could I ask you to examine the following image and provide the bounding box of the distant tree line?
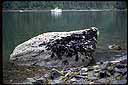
[2,1,127,10]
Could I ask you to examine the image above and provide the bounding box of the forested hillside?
[2,1,127,10]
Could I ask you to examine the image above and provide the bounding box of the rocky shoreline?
[3,54,127,84]
[23,54,128,84]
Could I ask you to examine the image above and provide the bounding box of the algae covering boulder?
[10,27,99,67]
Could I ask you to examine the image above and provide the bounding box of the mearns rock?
[10,27,99,67]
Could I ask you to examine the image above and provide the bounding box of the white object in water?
[19,10,23,12]
[51,7,62,13]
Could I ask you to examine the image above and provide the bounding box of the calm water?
[3,11,127,65]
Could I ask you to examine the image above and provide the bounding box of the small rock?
[123,72,127,79]
[110,60,120,63]
[97,78,110,84]
[80,68,88,76]
[73,75,86,79]
[9,80,13,83]
[115,54,121,57]
[94,73,99,77]
[116,64,125,68]
[77,78,86,84]
[81,68,88,71]
[87,67,94,71]
[27,78,36,83]
[114,73,121,78]
[114,67,127,74]
[26,69,31,72]
[111,79,127,84]
[108,44,122,50]
[70,77,86,84]
[89,82,95,84]
[80,72,88,76]
[87,76,97,80]
[51,79,63,84]
[100,61,111,70]
[96,61,103,65]
[44,73,50,78]
[94,69,100,73]
[99,71,110,78]
[50,68,63,80]
[70,67,81,72]
[37,77,48,84]
[70,77,77,82]
[93,65,100,69]
[32,80,44,84]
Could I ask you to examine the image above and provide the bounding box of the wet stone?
[99,71,110,78]
[77,79,86,84]
[50,69,63,80]
[111,79,127,84]
[87,76,97,80]
[96,61,103,65]
[114,67,127,74]
[73,75,86,79]
[27,78,36,83]
[80,68,88,76]
[97,78,110,84]
[32,80,44,84]
[116,64,126,68]
[51,79,63,84]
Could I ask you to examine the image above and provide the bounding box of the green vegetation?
[2,1,127,10]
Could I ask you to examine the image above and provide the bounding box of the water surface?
[3,10,127,65]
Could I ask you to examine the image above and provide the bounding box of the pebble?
[81,68,88,71]
[32,80,44,84]
[116,64,125,68]
[50,68,63,80]
[80,72,88,76]
[115,54,121,57]
[51,79,63,84]
[108,44,122,50]
[94,69,100,73]
[111,79,127,84]
[96,61,103,65]
[70,77,77,82]
[9,80,13,83]
[93,65,100,69]
[99,71,109,78]
[97,78,109,84]
[114,67,127,74]
[44,73,49,78]
[87,76,97,80]
[77,79,86,84]
[73,75,86,79]
[89,82,95,84]
[27,78,36,83]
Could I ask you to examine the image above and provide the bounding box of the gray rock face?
[10,27,99,67]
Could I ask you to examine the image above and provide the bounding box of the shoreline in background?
[2,9,127,12]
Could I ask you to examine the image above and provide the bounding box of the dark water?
[3,11,127,65]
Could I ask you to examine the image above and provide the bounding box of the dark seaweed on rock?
[46,28,97,62]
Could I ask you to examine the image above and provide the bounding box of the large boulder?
[10,27,99,67]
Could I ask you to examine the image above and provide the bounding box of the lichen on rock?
[10,27,99,67]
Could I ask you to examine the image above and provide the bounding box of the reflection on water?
[51,10,62,16]
[51,12,62,16]
[2,11,127,65]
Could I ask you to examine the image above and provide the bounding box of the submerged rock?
[108,44,122,50]
[10,27,98,67]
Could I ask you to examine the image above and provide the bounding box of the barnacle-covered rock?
[10,27,99,67]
